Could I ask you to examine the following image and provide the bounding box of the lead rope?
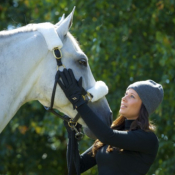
[67,126,81,175]
[44,47,85,175]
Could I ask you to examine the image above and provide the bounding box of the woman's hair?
[91,103,155,157]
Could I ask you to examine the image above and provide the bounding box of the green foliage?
[0,0,175,174]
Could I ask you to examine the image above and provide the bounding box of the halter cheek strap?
[37,23,82,133]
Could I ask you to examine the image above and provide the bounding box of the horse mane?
[0,23,81,51]
[0,24,37,38]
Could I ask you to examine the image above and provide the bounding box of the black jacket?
[70,103,159,175]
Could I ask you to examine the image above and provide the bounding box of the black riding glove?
[57,69,86,109]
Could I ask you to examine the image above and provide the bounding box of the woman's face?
[119,88,142,120]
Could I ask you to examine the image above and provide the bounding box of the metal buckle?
[68,119,77,128]
[53,47,65,69]
[68,119,84,140]
[53,47,62,59]
[82,92,93,102]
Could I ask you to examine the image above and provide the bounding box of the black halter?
[44,47,91,139]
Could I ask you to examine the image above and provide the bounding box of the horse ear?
[55,14,65,26]
[56,7,75,36]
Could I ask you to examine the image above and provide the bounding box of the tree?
[0,0,175,174]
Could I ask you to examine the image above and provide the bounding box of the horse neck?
[0,30,49,132]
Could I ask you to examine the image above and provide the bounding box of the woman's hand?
[57,68,86,109]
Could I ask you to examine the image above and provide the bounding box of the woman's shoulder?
[131,129,159,144]
[131,129,159,153]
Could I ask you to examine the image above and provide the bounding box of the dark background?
[0,0,175,174]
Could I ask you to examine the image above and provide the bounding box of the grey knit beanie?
[127,80,164,115]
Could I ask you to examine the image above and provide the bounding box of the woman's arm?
[79,145,97,173]
[77,103,158,153]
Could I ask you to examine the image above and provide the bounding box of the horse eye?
[78,59,87,67]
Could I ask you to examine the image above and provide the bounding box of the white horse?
[0,8,112,139]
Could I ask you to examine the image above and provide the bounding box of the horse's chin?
[83,127,97,140]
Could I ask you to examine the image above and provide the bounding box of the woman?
[58,69,164,175]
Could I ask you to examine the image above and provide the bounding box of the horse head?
[35,8,112,139]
